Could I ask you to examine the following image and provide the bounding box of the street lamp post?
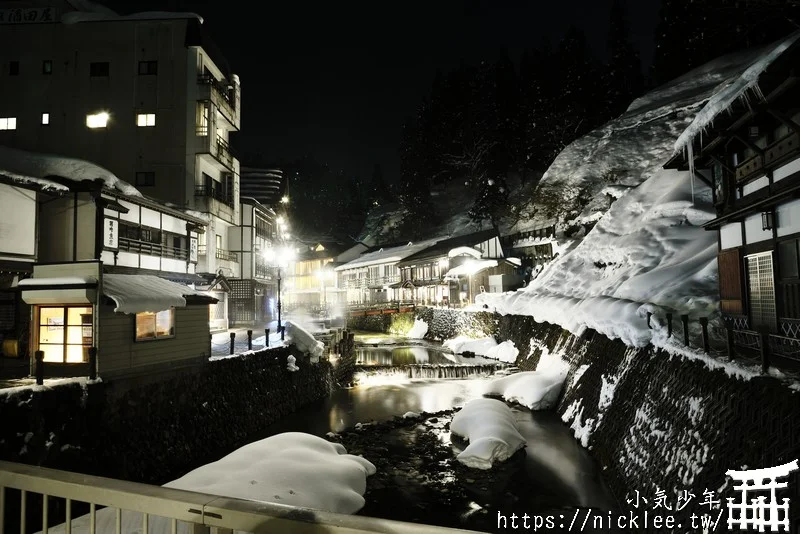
[277,266,284,340]
[263,245,295,342]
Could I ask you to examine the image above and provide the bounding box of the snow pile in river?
[42,433,376,534]
[285,320,324,358]
[443,336,519,363]
[406,318,428,339]
[451,398,526,469]
[485,351,568,410]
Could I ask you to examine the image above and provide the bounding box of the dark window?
[138,61,157,75]
[9,61,19,75]
[779,239,800,280]
[42,60,52,74]
[135,171,155,187]
[89,62,109,76]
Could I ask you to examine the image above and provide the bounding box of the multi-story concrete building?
[0,0,241,329]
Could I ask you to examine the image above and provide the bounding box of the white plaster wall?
[774,156,800,183]
[777,198,800,238]
[720,223,743,250]
[744,213,772,244]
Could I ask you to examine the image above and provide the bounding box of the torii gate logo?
[726,459,798,532]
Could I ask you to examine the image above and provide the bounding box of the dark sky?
[106,1,662,182]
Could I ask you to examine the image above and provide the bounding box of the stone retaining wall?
[0,346,333,485]
[422,307,800,527]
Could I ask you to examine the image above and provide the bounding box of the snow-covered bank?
[484,354,569,410]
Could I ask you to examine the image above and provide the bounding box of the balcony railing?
[197,74,237,125]
[195,184,233,207]
[216,248,239,263]
[118,236,188,260]
[196,133,235,171]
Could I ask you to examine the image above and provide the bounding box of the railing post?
[229,332,235,355]
[699,318,710,354]
[681,314,690,346]
[247,330,253,351]
[88,347,97,380]
[265,328,270,347]
[759,329,771,374]
[666,313,673,337]
[281,325,285,341]
[726,326,736,361]
[35,350,44,385]
[646,312,652,329]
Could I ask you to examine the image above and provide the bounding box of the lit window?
[41,113,49,125]
[135,308,175,341]
[86,112,109,128]
[37,306,93,363]
[136,113,155,127]
[0,117,16,130]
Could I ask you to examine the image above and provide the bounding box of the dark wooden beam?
[766,107,800,137]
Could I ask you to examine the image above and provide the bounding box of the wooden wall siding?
[781,280,800,319]
[718,249,744,315]
[97,305,210,374]
[468,263,518,302]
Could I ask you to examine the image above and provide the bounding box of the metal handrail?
[0,460,479,534]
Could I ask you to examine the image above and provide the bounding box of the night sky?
[106,1,662,183]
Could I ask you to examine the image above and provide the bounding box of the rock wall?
[0,346,333,484]
[426,308,800,527]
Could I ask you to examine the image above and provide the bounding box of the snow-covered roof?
[17,276,96,288]
[334,238,443,271]
[448,246,482,259]
[103,274,212,314]
[674,31,800,153]
[444,259,498,280]
[0,146,140,197]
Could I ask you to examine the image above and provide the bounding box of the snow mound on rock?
[485,370,566,411]
[443,336,518,363]
[407,318,428,339]
[451,398,526,470]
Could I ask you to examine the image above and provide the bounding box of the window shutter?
[718,248,743,315]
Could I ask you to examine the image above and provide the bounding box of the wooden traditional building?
[666,32,800,368]
[396,230,517,306]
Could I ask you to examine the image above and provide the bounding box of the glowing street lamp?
[262,245,296,340]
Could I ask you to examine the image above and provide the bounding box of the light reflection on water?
[354,346,452,365]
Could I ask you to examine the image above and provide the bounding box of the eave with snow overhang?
[17,262,217,379]
[665,31,800,370]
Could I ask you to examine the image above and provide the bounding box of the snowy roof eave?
[102,274,214,314]
[673,31,800,154]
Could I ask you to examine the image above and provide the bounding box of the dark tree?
[605,0,644,116]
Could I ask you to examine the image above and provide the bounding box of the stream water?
[251,340,616,530]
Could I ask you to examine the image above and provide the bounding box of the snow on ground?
[0,377,102,400]
[0,146,140,196]
[43,433,375,534]
[442,336,519,363]
[407,318,429,339]
[451,398,526,470]
[284,320,324,359]
[484,353,568,410]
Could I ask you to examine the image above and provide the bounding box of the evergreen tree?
[606,0,644,116]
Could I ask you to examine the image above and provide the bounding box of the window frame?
[86,112,109,129]
[134,308,175,342]
[136,113,156,127]
[135,171,155,187]
[89,61,110,77]
[42,60,52,74]
[36,305,93,364]
[137,60,158,75]
[0,117,17,130]
[9,61,19,75]
[41,113,50,126]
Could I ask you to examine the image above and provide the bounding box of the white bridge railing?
[0,461,479,534]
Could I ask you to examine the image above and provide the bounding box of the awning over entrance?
[18,276,99,305]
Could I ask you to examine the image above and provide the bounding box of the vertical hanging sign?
[190,236,198,262]
[105,218,118,249]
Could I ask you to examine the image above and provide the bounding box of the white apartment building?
[0,0,242,329]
